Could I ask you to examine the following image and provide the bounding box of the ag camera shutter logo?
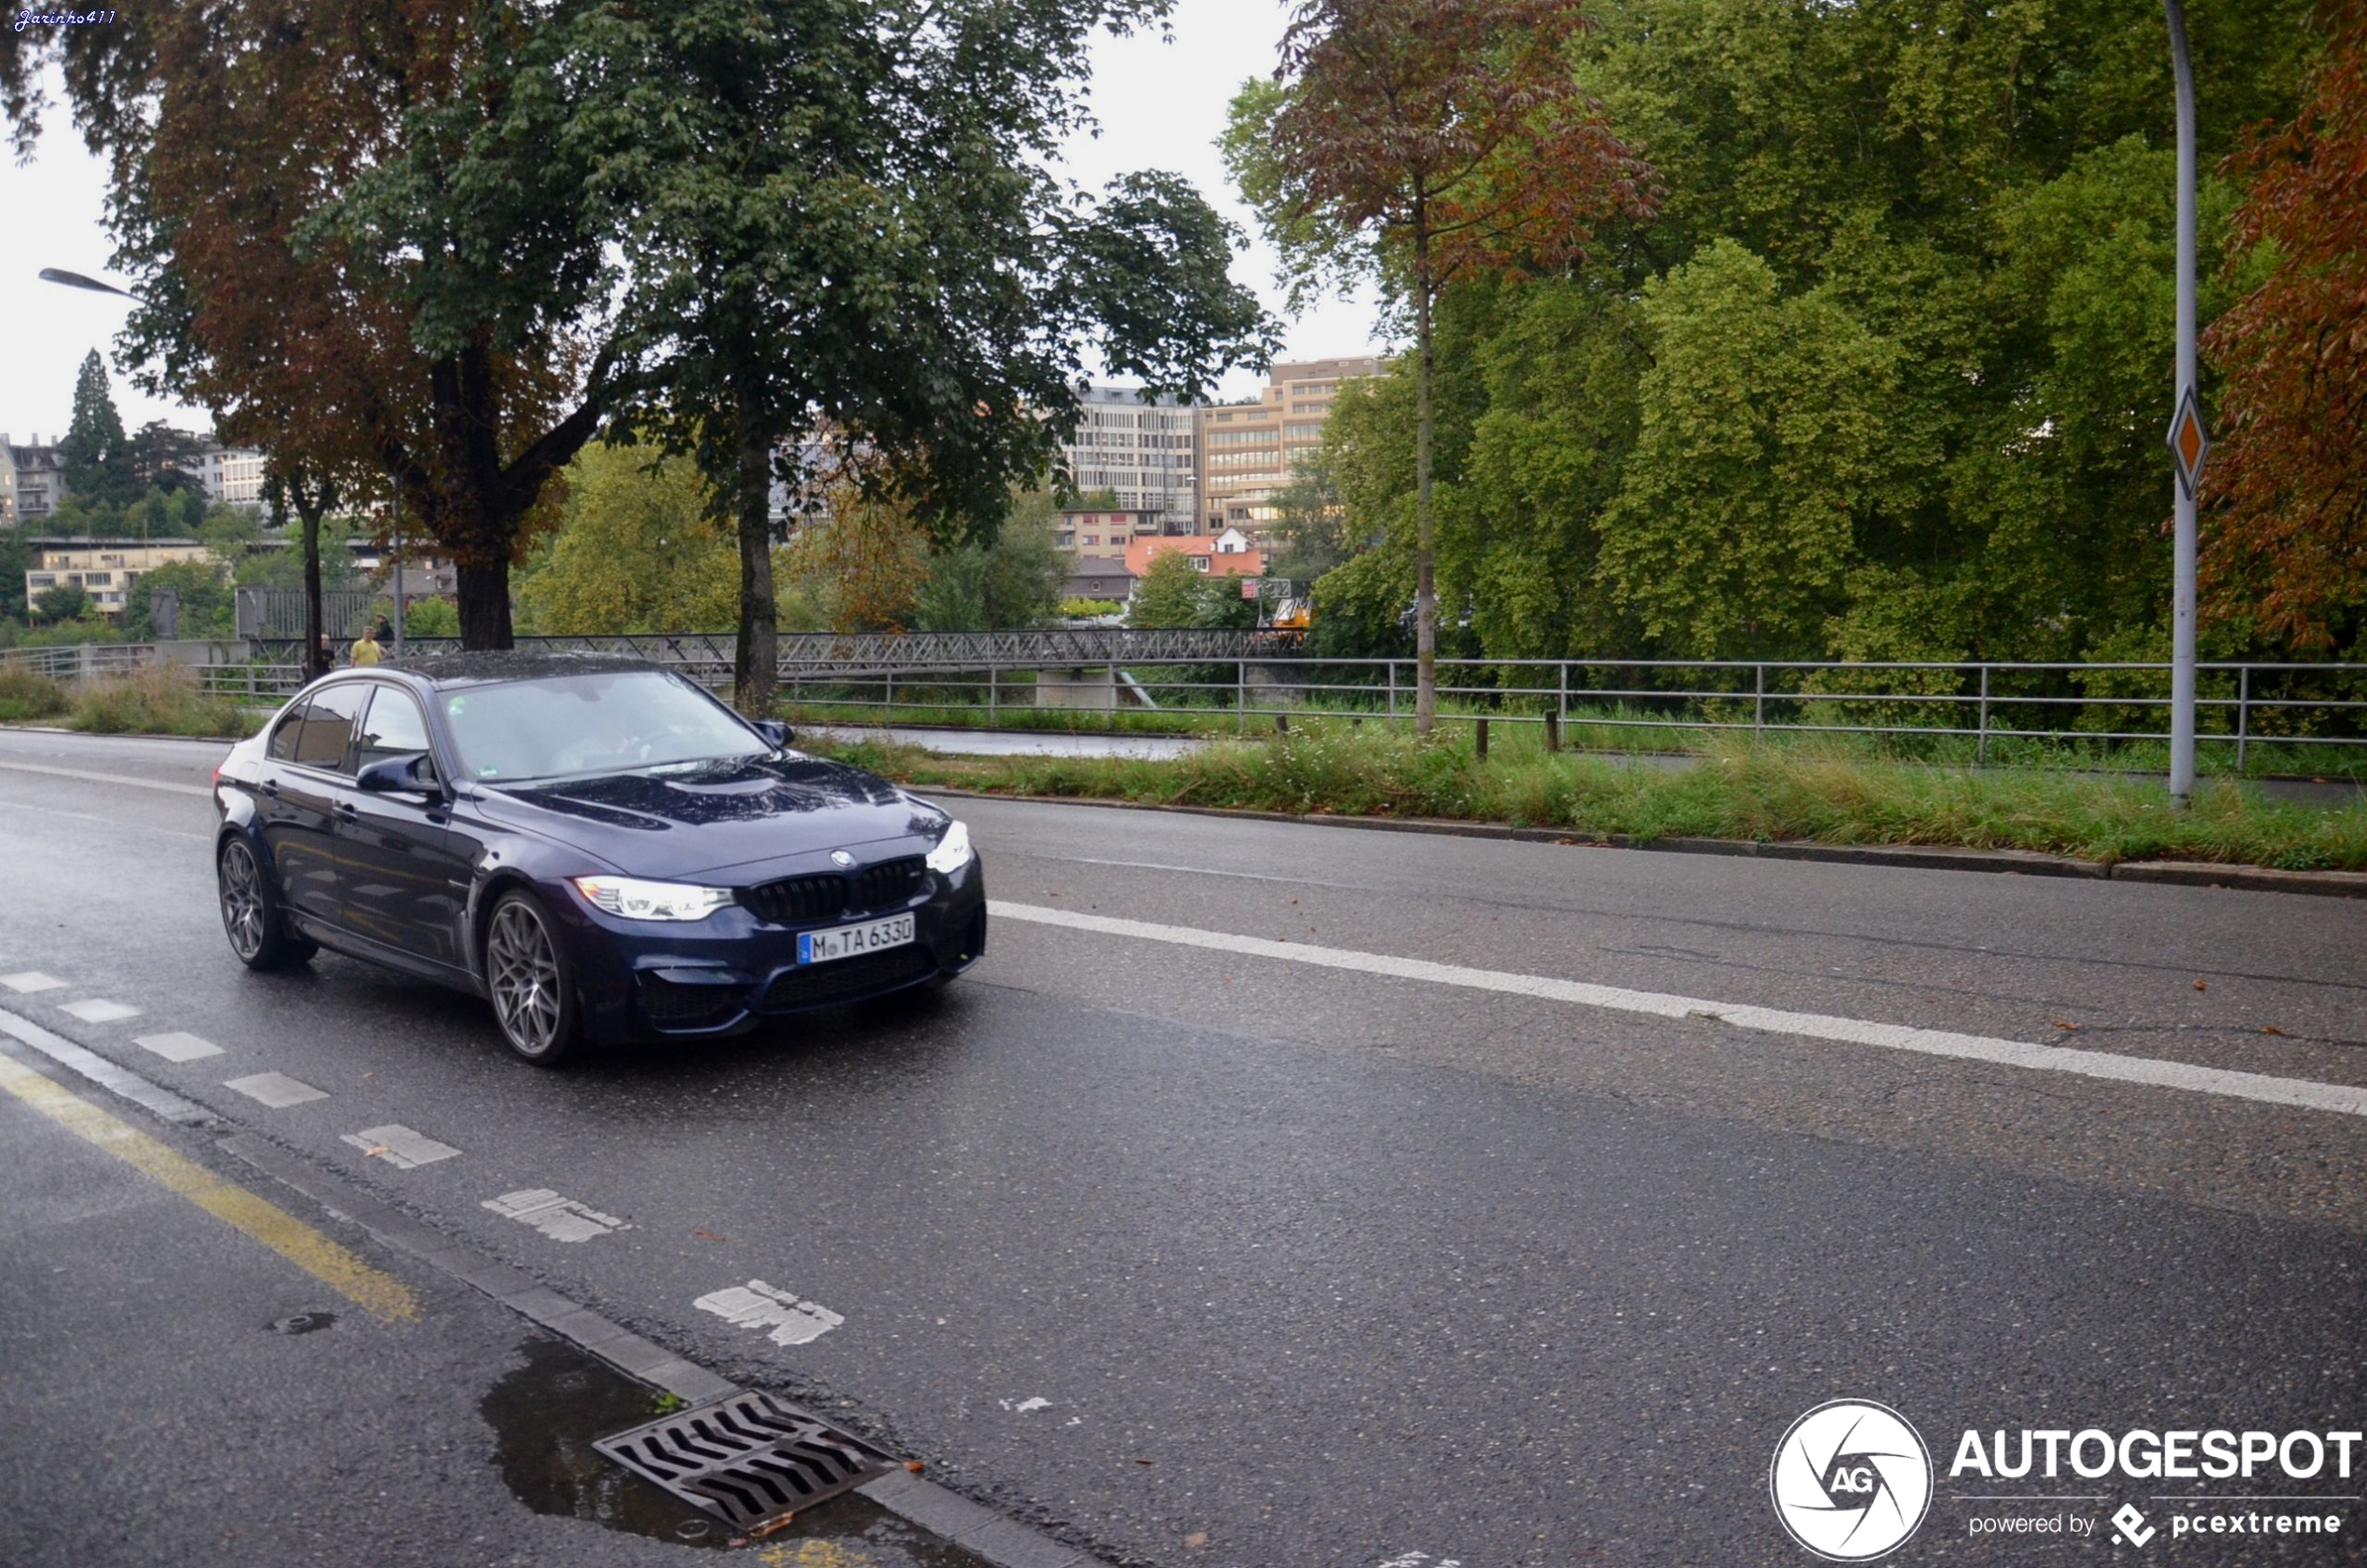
[1771,1399,1934,1561]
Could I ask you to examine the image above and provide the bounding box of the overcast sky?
[0,0,1380,449]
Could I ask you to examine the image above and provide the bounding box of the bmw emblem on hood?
[829,850,855,867]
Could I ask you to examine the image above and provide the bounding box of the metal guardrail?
[772,655,2367,769]
[11,641,2361,765]
[0,642,305,699]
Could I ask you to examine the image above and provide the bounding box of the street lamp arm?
[37,267,141,300]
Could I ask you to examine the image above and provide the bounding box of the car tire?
[217,837,314,971]
[483,889,582,1067]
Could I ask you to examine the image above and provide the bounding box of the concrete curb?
[0,1017,1104,1561]
[210,1132,1102,1568]
[908,786,2367,899]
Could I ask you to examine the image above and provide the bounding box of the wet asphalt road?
[2,729,2365,1567]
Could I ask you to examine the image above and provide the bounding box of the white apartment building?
[0,435,65,524]
[184,443,267,509]
[1061,386,1197,530]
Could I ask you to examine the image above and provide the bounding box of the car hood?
[470,754,948,880]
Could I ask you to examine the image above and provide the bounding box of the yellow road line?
[0,1050,420,1322]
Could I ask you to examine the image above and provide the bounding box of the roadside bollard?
[1476,718,1489,760]
[1544,713,1560,753]
[1276,713,1289,735]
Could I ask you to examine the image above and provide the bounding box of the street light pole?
[2165,0,2200,808]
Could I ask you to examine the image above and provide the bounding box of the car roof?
[378,650,675,690]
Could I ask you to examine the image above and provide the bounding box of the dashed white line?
[0,760,213,797]
[694,1280,845,1345]
[223,1071,328,1109]
[988,900,2367,1121]
[58,998,141,1024]
[1,972,66,994]
[341,1125,460,1168]
[482,1188,629,1242]
[133,1032,224,1063]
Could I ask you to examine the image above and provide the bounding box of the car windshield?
[438,670,766,784]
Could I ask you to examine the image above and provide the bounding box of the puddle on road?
[483,1336,991,1564]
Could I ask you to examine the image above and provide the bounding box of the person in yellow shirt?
[349,625,384,666]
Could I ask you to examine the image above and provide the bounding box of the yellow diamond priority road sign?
[2167,385,2210,498]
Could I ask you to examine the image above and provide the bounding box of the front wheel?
[218,837,315,970]
[484,891,581,1067]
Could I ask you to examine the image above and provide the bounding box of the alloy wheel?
[487,899,565,1057]
[220,840,267,961]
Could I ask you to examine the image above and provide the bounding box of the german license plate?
[798,912,916,965]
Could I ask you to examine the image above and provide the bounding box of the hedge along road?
[2,725,2364,1567]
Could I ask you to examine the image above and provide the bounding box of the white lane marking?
[0,760,213,798]
[694,1280,845,1345]
[58,998,141,1024]
[1,972,66,993]
[340,1124,460,1169]
[133,1031,224,1062]
[0,1005,211,1125]
[482,1188,629,1242]
[989,901,2367,1121]
[223,1071,329,1109]
[999,1396,1053,1413]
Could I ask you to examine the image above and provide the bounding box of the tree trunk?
[732,387,779,716]
[1413,220,1438,738]
[457,561,513,649]
[302,504,327,681]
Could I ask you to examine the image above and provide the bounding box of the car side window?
[292,683,371,773]
[354,688,435,778]
[267,706,307,761]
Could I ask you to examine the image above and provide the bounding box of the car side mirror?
[357,751,436,794]
[753,719,794,748]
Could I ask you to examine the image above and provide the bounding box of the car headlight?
[924,819,974,875]
[570,876,736,921]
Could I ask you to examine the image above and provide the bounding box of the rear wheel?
[217,837,315,970]
[484,891,581,1067]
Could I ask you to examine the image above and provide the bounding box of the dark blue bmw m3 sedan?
[211,652,985,1065]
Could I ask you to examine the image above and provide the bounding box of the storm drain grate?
[593,1391,890,1530]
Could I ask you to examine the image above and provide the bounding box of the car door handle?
[261,779,280,798]
[333,801,358,823]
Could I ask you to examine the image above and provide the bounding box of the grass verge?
[65,665,254,738]
[804,724,2367,872]
[0,663,71,724]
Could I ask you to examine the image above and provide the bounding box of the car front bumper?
[549,857,987,1043]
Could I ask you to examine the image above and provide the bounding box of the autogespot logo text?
[1771,1400,1935,1561]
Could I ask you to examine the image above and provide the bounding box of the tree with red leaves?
[2203,0,2367,655]
[1227,0,1650,731]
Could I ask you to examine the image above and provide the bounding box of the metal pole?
[2236,664,2251,773]
[1977,664,1991,764]
[1754,663,1765,742]
[2167,0,2199,808]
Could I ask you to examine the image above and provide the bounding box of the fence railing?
[772,655,2367,769]
[0,642,306,698]
[8,640,2361,767]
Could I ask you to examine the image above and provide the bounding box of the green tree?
[516,445,739,635]
[1227,0,1649,731]
[0,525,33,622]
[124,558,234,640]
[32,583,92,624]
[1600,241,1900,658]
[913,496,1069,631]
[59,349,139,509]
[581,0,1274,712]
[1127,551,1209,629]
